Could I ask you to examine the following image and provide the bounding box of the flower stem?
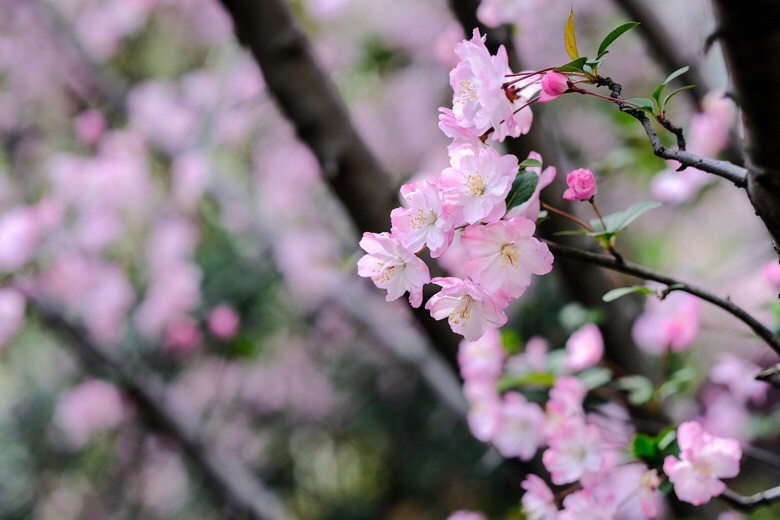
[541,201,595,232]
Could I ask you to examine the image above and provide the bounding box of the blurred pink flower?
[542,418,603,485]
[165,317,201,354]
[458,328,506,381]
[493,392,545,460]
[54,379,129,448]
[762,260,780,289]
[208,304,240,340]
[73,109,106,144]
[521,474,557,520]
[709,352,767,405]
[663,421,741,506]
[447,511,487,520]
[632,292,701,354]
[0,288,25,347]
[565,323,604,372]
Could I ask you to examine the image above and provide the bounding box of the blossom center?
[466,173,486,196]
[451,295,474,325]
[410,208,437,230]
[500,242,518,268]
[456,79,477,105]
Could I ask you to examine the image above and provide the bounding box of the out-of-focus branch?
[711,0,780,253]
[720,485,780,511]
[216,0,461,367]
[610,0,709,106]
[34,301,297,520]
[543,240,780,357]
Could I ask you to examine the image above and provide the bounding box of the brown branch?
[543,240,780,356]
[720,485,780,511]
[33,300,296,520]
[596,75,747,188]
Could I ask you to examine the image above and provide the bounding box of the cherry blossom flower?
[492,392,545,460]
[439,143,518,225]
[762,260,780,289]
[521,474,558,520]
[564,323,604,372]
[632,292,700,354]
[390,180,455,257]
[54,379,130,448]
[461,216,553,297]
[542,417,603,485]
[558,489,614,520]
[458,328,506,381]
[539,71,569,102]
[663,421,741,506]
[447,511,487,520]
[504,151,556,222]
[208,304,241,340]
[357,232,431,308]
[709,352,767,405]
[426,277,509,341]
[562,168,597,201]
[463,377,503,442]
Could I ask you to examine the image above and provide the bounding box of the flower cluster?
[358,29,555,341]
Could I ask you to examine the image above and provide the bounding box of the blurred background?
[0,0,778,518]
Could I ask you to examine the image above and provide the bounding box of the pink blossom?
[558,489,614,520]
[709,352,767,405]
[663,421,741,506]
[446,511,487,520]
[477,0,534,28]
[632,292,700,354]
[542,418,603,485]
[461,217,553,297]
[458,328,506,381]
[564,323,604,372]
[538,71,569,102]
[426,277,509,341]
[54,379,129,448]
[504,151,556,222]
[506,335,548,374]
[545,376,587,435]
[0,205,48,271]
[357,232,431,308]
[762,260,780,289]
[463,378,502,441]
[492,392,545,460]
[165,317,201,354]
[562,168,597,201]
[390,180,455,257]
[439,144,518,224]
[638,468,663,518]
[208,304,241,340]
[449,29,512,137]
[0,288,25,347]
[74,109,106,144]
[521,474,558,520]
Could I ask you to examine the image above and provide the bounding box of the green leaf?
[518,158,542,169]
[658,480,673,494]
[616,375,654,405]
[591,201,662,234]
[632,433,658,461]
[651,83,665,104]
[602,286,656,302]
[661,85,695,113]
[662,65,689,86]
[497,372,555,392]
[554,57,588,73]
[625,97,656,114]
[564,6,579,60]
[656,427,677,451]
[577,367,613,389]
[597,21,640,57]
[505,170,539,211]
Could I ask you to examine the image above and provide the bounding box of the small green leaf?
[656,427,677,451]
[625,97,656,114]
[497,372,555,392]
[505,170,539,211]
[661,85,695,113]
[662,65,690,86]
[602,286,656,302]
[519,158,542,169]
[658,480,673,494]
[596,21,640,57]
[591,201,662,234]
[616,375,654,405]
[555,57,588,73]
[578,367,613,389]
[632,433,658,461]
[651,83,665,103]
[564,6,579,60]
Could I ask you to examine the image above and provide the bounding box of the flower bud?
[563,168,597,201]
[538,71,569,102]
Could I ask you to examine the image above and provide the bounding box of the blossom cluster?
[358,29,555,341]
[454,326,742,519]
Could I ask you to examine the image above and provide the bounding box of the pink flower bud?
[538,71,569,102]
[562,168,598,201]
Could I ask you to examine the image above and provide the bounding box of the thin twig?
[34,300,297,520]
[720,485,780,511]
[595,75,747,188]
[543,240,780,356]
